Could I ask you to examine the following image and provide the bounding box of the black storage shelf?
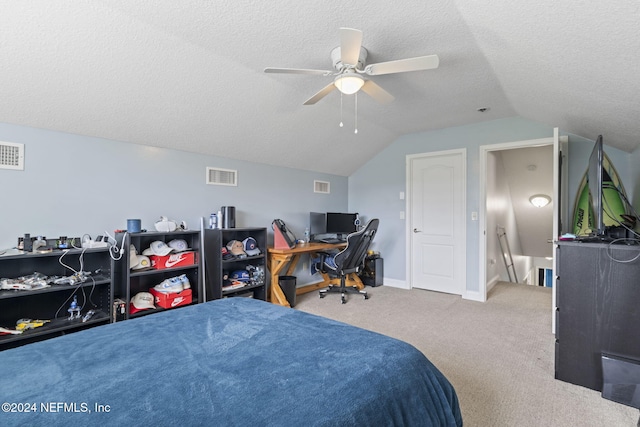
[0,247,114,350]
[0,277,111,300]
[202,227,268,302]
[222,282,266,297]
[0,312,110,350]
[129,264,198,278]
[128,300,199,319]
[114,230,202,321]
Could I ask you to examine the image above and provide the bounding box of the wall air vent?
[0,141,24,170]
[206,167,237,186]
[314,180,330,194]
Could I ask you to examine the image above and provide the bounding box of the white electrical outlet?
[400,211,405,220]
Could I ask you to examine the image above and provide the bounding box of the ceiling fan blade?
[360,80,395,104]
[340,28,363,66]
[303,82,337,105]
[264,67,332,76]
[364,54,439,76]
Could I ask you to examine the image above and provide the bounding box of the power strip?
[82,235,109,249]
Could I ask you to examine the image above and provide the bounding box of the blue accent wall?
[0,123,348,265]
[2,118,637,292]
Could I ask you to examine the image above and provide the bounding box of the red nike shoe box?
[149,288,192,309]
[150,251,196,270]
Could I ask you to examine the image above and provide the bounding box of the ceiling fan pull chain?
[339,90,344,128]
[354,92,358,134]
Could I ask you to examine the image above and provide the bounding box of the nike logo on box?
[165,254,187,268]
[171,297,185,307]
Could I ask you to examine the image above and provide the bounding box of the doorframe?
[478,133,568,305]
[405,148,467,295]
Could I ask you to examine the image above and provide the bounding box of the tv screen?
[587,135,605,236]
[326,212,358,235]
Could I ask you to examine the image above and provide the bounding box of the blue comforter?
[0,298,462,426]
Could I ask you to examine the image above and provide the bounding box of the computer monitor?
[326,212,358,235]
[309,212,327,240]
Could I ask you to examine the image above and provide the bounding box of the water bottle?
[209,213,217,229]
[304,227,310,244]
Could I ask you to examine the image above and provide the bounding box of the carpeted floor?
[294,282,638,427]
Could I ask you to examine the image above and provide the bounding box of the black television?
[587,135,605,236]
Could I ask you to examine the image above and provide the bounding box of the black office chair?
[318,218,379,304]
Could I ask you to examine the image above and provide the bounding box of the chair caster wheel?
[319,293,325,298]
[364,294,369,300]
[341,296,346,304]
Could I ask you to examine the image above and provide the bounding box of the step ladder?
[497,225,518,283]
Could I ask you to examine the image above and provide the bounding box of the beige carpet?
[294,282,638,427]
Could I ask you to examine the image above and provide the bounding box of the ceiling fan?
[264,27,439,105]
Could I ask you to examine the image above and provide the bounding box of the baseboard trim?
[487,275,500,293]
[463,289,485,302]
[382,278,409,290]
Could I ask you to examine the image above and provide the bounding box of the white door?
[408,150,466,295]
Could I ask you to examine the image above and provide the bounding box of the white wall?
[486,151,528,284]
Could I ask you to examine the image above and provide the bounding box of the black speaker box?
[602,352,640,409]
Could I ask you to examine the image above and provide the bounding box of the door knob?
[413,228,421,233]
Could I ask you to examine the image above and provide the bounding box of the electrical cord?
[605,238,640,264]
[601,183,640,239]
[54,246,97,318]
[104,230,127,261]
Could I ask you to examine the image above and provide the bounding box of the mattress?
[1,297,462,426]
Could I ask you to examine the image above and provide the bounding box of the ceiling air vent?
[314,180,330,194]
[0,141,24,170]
[206,167,237,186]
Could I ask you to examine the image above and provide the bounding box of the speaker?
[360,256,383,287]
[221,206,236,228]
[602,353,640,409]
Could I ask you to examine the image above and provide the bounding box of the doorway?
[406,149,466,295]
[480,130,568,331]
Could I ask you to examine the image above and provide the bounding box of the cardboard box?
[149,288,192,309]
[150,251,195,270]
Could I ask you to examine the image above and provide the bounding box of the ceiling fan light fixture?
[529,194,551,208]
[334,73,364,95]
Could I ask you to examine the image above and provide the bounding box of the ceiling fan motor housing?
[331,46,368,72]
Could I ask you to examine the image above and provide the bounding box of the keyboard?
[318,238,344,244]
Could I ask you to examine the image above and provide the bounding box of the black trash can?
[278,276,297,307]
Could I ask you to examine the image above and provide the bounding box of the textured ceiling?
[1,1,638,176]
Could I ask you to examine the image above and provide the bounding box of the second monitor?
[310,212,359,242]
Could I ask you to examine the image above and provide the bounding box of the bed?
[1,298,462,426]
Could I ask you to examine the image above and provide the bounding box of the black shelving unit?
[114,230,202,320]
[202,227,267,301]
[0,248,113,350]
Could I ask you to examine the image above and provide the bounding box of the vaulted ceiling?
[1,1,638,176]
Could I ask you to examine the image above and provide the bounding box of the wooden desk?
[267,242,365,307]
